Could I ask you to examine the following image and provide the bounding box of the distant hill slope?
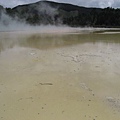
[1,1,120,27]
[0,5,4,13]
[0,5,4,20]
[0,5,4,10]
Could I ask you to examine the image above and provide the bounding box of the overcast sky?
[0,0,120,8]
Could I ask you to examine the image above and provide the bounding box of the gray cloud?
[0,0,39,8]
[0,0,120,8]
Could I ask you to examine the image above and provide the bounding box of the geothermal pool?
[0,30,120,120]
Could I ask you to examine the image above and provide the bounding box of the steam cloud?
[0,11,27,31]
[0,1,112,33]
[0,10,98,34]
[0,9,77,33]
[0,3,63,32]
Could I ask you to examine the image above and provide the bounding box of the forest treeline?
[0,1,120,27]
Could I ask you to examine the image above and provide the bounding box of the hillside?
[1,1,120,27]
[0,5,4,14]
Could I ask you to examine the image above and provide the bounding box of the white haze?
[0,12,112,34]
[0,12,29,31]
[34,2,62,25]
[0,3,112,34]
[0,3,77,33]
[0,3,66,33]
[0,12,72,33]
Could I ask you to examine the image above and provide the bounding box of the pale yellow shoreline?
[0,27,120,34]
[0,32,120,120]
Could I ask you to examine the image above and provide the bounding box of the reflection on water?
[0,32,120,53]
[1,31,120,120]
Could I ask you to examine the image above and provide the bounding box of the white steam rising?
[34,2,62,25]
[0,11,111,34]
[0,2,63,32]
[0,12,28,31]
[99,0,114,8]
[0,11,71,33]
[0,2,111,33]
